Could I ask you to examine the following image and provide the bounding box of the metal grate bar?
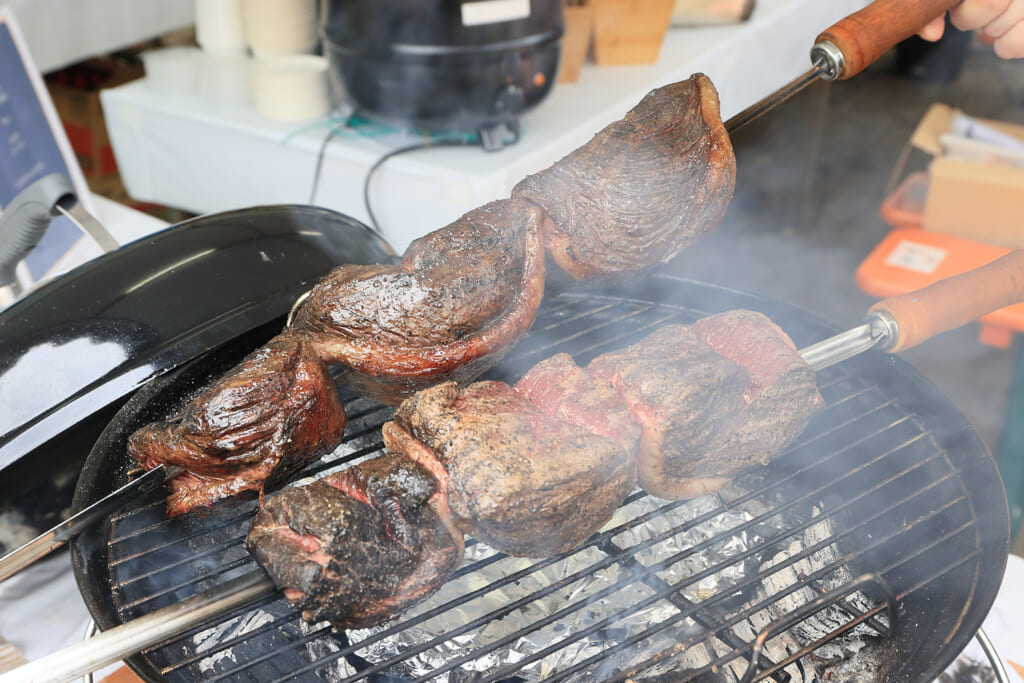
[602,537,791,683]
[341,402,393,424]
[504,303,681,366]
[109,509,254,566]
[117,556,253,613]
[301,441,386,479]
[739,574,897,683]
[745,544,985,683]
[548,499,975,683]
[116,541,249,592]
[294,461,965,683]
[176,421,950,681]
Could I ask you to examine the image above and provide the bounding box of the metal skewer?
[798,311,900,372]
[0,572,275,683]
[0,465,182,583]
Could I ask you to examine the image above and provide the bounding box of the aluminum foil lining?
[320,486,891,683]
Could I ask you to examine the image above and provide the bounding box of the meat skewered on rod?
[250,244,1024,630]
[12,250,1024,682]
[129,73,735,517]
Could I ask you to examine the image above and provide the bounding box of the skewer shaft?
[798,312,899,372]
[0,572,275,683]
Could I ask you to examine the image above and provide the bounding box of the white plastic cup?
[141,46,202,96]
[241,0,318,56]
[251,54,329,121]
[198,53,252,107]
[195,0,247,57]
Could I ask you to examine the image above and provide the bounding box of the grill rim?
[69,274,1010,683]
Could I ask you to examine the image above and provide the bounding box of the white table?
[101,0,870,252]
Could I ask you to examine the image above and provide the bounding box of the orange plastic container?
[856,228,1024,348]
[879,172,928,229]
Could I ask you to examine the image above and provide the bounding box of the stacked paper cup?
[242,0,319,57]
[241,0,329,121]
[195,0,246,56]
[194,0,252,107]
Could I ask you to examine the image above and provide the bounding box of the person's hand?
[918,0,1024,58]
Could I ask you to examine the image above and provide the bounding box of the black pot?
[321,0,563,140]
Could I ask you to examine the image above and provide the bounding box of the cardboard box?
[590,0,674,65]
[902,103,1024,248]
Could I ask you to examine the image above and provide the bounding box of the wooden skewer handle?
[869,250,1024,352]
[816,0,961,79]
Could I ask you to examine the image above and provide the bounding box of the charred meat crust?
[693,310,825,471]
[290,198,547,405]
[515,352,642,457]
[588,314,823,500]
[588,325,749,500]
[245,454,464,629]
[129,333,347,517]
[513,73,735,279]
[389,381,636,557]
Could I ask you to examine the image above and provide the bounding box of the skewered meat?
[385,380,637,557]
[246,310,825,629]
[289,198,547,405]
[514,352,641,456]
[589,313,823,499]
[128,334,347,517]
[588,325,750,500]
[246,453,464,629]
[693,309,825,471]
[513,73,735,279]
[130,74,735,517]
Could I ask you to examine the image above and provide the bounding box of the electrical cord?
[305,114,500,236]
[308,117,354,205]
[361,137,481,235]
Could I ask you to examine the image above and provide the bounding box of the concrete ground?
[667,29,1024,554]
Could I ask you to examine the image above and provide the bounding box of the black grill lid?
[0,205,397,474]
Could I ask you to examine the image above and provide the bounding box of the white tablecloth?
[101,0,871,252]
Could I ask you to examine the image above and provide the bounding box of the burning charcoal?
[386,380,636,557]
[246,454,464,629]
[513,73,735,279]
[129,333,347,517]
[757,510,890,673]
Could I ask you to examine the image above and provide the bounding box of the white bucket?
[198,53,252,107]
[195,0,247,57]
[241,0,319,56]
[141,46,202,96]
[251,54,330,121]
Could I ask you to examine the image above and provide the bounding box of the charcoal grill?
[68,274,1009,682]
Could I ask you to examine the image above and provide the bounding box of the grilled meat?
[246,310,825,629]
[513,73,735,279]
[693,309,825,471]
[246,454,464,629]
[129,333,347,517]
[587,313,823,500]
[514,352,641,456]
[289,198,546,405]
[386,380,636,557]
[588,325,750,500]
